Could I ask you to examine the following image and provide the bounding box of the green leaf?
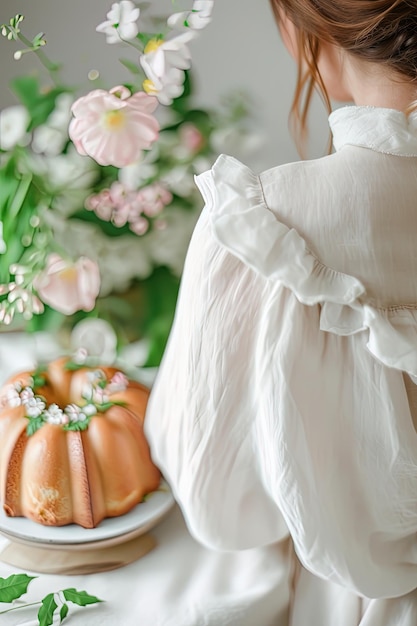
[10,76,68,130]
[59,603,69,623]
[38,593,58,626]
[7,174,32,222]
[63,420,90,432]
[26,417,44,436]
[96,402,115,412]
[0,573,36,603]
[62,588,103,606]
[32,374,47,389]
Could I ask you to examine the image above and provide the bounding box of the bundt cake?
[0,356,161,528]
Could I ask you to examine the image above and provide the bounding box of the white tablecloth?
[0,333,292,626]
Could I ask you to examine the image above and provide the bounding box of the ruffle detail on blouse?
[320,302,417,378]
[195,154,417,378]
[195,154,364,306]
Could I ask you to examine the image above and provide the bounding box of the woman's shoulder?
[193,153,417,380]
[194,153,364,305]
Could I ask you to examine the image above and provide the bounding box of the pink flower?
[179,123,205,153]
[35,254,101,316]
[137,182,173,217]
[129,216,149,236]
[69,86,160,167]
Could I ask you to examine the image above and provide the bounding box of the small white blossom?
[96,1,140,44]
[20,387,35,404]
[43,403,65,424]
[82,403,98,417]
[64,403,81,422]
[168,1,214,31]
[0,384,22,408]
[143,68,186,106]
[0,105,29,150]
[92,387,110,405]
[140,32,196,105]
[25,396,46,419]
[107,371,129,394]
[64,402,95,423]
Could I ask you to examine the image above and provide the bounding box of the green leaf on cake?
[62,588,103,606]
[63,420,90,432]
[26,417,44,436]
[0,573,37,603]
[38,593,58,626]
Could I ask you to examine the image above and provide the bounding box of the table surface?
[0,333,291,626]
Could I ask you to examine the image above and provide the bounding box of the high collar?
[329,105,417,157]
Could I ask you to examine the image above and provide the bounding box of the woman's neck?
[342,55,417,111]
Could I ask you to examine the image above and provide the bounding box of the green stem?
[0,600,42,614]
[17,32,61,83]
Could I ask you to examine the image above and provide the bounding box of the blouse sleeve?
[145,154,417,600]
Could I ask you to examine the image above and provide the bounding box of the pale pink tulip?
[69,86,160,167]
[35,254,101,316]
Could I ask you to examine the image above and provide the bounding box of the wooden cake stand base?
[0,532,156,574]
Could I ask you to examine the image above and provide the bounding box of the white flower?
[140,32,196,105]
[168,1,214,31]
[96,1,140,44]
[25,396,46,419]
[71,318,118,365]
[143,68,186,106]
[65,402,97,423]
[0,384,22,408]
[107,371,129,393]
[32,94,74,156]
[43,403,65,424]
[92,388,110,405]
[0,105,29,150]
[20,387,35,404]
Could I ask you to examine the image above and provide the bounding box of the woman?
[146,1,417,623]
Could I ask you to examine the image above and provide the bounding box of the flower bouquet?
[0,1,253,367]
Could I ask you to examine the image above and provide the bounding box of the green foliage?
[0,573,36,603]
[0,573,102,625]
[62,419,90,432]
[62,588,103,606]
[0,9,252,367]
[10,76,68,130]
[38,593,58,626]
[26,416,44,436]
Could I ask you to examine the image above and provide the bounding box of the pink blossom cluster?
[85,181,173,236]
[81,369,129,405]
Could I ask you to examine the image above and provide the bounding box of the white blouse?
[145,106,417,606]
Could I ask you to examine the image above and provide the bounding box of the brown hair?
[270,0,417,153]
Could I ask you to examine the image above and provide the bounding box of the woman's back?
[262,107,417,306]
[145,1,417,623]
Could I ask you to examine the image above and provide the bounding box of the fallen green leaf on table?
[0,573,103,625]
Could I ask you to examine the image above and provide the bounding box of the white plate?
[0,484,174,549]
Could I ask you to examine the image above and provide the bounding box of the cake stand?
[0,485,175,574]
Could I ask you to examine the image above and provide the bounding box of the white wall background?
[0,0,331,170]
